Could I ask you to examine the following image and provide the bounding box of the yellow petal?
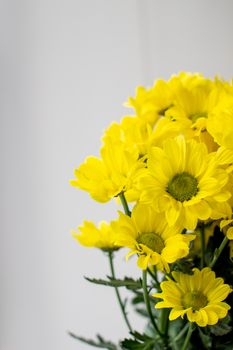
[137,254,150,270]
[204,308,219,325]
[207,284,231,303]
[227,227,233,240]
[195,309,208,327]
[193,201,212,220]
[169,308,186,320]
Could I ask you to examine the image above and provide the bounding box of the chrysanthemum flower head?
[70,139,145,203]
[167,74,213,124]
[165,75,225,151]
[229,241,233,261]
[169,72,211,90]
[102,115,183,160]
[220,219,233,240]
[102,116,152,158]
[114,204,195,272]
[207,92,233,150]
[126,79,173,125]
[140,136,231,230]
[154,267,232,327]
[72,220,120,251]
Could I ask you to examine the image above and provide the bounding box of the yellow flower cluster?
[70,72,233,329]
[154,268,231,327]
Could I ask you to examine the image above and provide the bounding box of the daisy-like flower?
[207,92,233,150]
[220,218,233,240]
[102,115,182,159]
[219,219,233,261]
[102,116,152,158]
[125,79,173,125]
[165,75,224,152]
[115,204,195,272]
[230,241,233,261]
[125,72,210,126]
[166,74,213,124]
[70,138,145,203]
[140,136,231,230]
[154,267,232,327]
[72,220,120,251]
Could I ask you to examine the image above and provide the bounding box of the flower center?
[137,233,165,253]
[167,172,198,202]
[190,112,208,123]
[182,291,208,310]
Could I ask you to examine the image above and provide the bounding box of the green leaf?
[135,307,150,318]
[68,332,118,349]
[131,331,154,342]
[121,332,157,350]
[85,276,142,290]
[213,340,233,349]
[198,328,212,349]
[131,294,144,305]
[121,338,155,350]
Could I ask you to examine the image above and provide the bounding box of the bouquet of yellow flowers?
[69,72,233,349]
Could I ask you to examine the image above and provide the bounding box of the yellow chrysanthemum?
[140,136,232,230]
[126,72,212,125]
[102,115,182,159]
[115,204,195,272]
[72,220,119,251]
[207,92,233,150]
[70,139,144,203]
[230,241,233,261]
[219,216,233,260]
[220,219,233,240]
[126,79,173,125]
[165,75,223,151]
[167,75,213,124]
[102,116,151,158]
[169,72,212,91]
[154,267,231,327]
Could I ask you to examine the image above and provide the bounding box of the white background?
[1,1,233,349]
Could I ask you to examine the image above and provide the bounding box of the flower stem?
[200,223,205,268]
[108,251,133,333]
[142,269,162,337]
[160,308,170,338]
[181,322,194,350]
[119,192,131,216]
[147,268,160,290]
[209,236,229,269]
[173,322,189,343]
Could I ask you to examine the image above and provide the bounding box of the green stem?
[147,268,160,290]
[108,252,133,333]
[160,308,170,338]
[142,269,162,337]
[181,323,194,350]
[171,339,179,350]
[200,224,205,268]
[119,192,131,216]
[173,322,189,343]
[209,236,229,269]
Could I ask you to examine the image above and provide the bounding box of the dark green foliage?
[121,332,157,350]
[68,332,118,349]
[85,276,142,290]
[198,328,212,349]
